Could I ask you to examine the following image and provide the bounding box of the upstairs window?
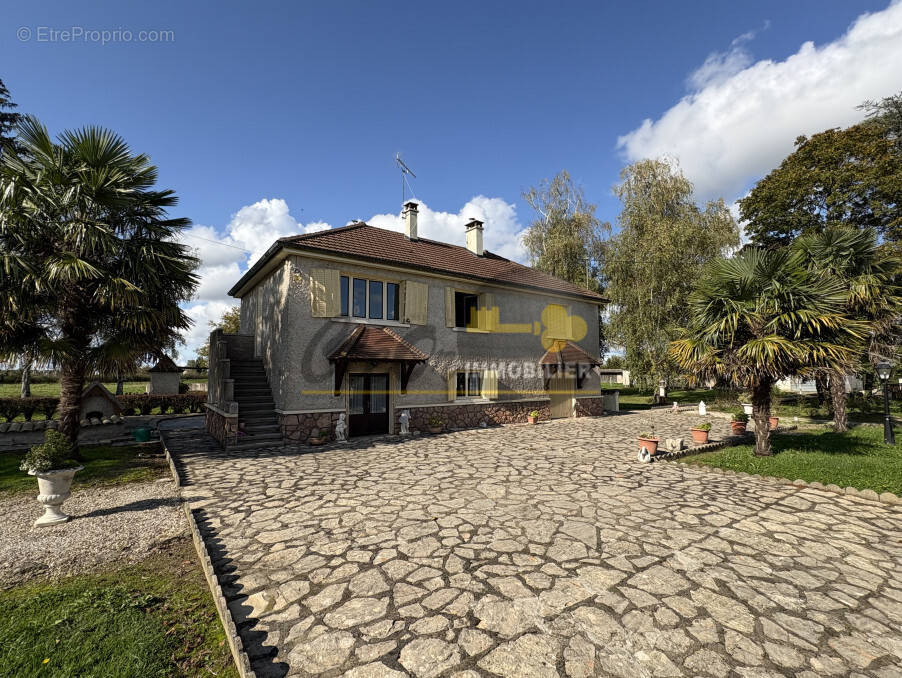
[454,292,479,328]
[386,282,400,321]
[341,276,402,321]
[369,281,383,319]
[352,278,367,318]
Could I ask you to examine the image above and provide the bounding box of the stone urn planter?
[637,435,659,456]
[690,426,710,444]
[741,403,753,416]
[768,416,779,431]
[30,466,83,527]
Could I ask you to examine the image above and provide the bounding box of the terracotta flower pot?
[730,422,747,435]
[309,437,326,446]
[690,428,710,444]
[527,416,538,425]
[768,416,779,431]
[638,437,659,455]
[428,426,442,434]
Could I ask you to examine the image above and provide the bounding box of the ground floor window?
[456,370,482,398]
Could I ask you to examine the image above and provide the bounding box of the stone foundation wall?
[575,396,605,417]
[206,407,238,447]
[279,411,343,444]
[396,400,547,432]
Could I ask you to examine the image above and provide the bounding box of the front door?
[548,374,574,419]
[348,373,389,436]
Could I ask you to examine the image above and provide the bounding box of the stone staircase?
[229,358,283,449]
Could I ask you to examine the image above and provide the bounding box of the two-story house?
[205,201,607,446]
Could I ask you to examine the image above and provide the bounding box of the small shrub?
[427,415,443,428]
[693,422,712,431]
[178,382,190,394]
[731,411,749,423]
[20,430,78,473]
[639,431,658,439]
[309,427,321,438]
[528,410,540,418]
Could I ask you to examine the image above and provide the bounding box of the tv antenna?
[395,153,417,204]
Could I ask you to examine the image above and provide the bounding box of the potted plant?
[308,427,326,445]
[20,430,83,527]
[637,432,659,456]
[527,410,539,425]
[690,422,712,444]
[427,415,444,434]
[730,412,749,434]
[768,415,780,431]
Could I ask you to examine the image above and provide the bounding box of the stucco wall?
[240,253,602,413]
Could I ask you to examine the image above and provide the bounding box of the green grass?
[603,385,722,410]
[679,424,902,495]
[0,444,166,495]
[0,539,239,678]
[0,380,206,398]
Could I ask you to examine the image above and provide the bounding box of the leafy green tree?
[740,121,902,249]
[605,158,739,390]
[522,170,609,292]
[671,248,864,456]
[194,306,241,367]
[794,226,902,431]
[0,78,22,156]
[0,116,198,453]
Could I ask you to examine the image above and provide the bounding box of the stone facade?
[575,395,605,417]
[279,411,343,444]
[206,407,238,447]
[395,397,603,433]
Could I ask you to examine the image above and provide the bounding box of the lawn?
[0,380,206,398]
[0,538,239,678]
[604,385,723,410]
[0,444,167,495]
[678,424,902,495]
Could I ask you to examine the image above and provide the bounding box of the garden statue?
[637,446,652,463]
[334,413,347,442]
[672,401,679,413]
[399,410,410,435]
[698,400,707,416]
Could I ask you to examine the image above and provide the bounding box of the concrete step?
[238,404,276,413]
[226,432,283,449]
[242,424,280,434]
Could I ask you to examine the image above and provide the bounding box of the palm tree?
[794,226,902,431]
[0,116,198,454]
[671,248,865,456]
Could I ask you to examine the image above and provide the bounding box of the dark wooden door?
[348,373,389,436]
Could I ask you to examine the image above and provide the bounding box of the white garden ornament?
[399,410,410,435]
[31,466,83,527]
[698,400,707,416]
[334,413,347,442]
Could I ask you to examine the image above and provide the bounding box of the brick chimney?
[465,218,484,256]
[403,201,418,240]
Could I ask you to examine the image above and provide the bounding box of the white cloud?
[179,196,526,358]
[367,196,527,262]
[617,1,902,203]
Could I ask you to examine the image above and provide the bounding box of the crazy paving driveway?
[166,411,902,678]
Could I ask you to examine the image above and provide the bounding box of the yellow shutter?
[405,281,428,325]
[310,268,340,317]
[445,287,455,327]
[544,304,567,339]
[481,369,498,399]
[481,293,496,331]
[447,371,458,401]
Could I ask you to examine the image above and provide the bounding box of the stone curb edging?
[160,432,256,678]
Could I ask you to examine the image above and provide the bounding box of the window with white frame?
[340,276,400,321]
[455,370,483,399]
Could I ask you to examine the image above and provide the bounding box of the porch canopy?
[539,340,601,389]
[328,325,428,396]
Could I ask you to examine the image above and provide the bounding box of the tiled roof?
[229,222,606,302]
[148,355,182,373]
[539,340,601,366]
[328,325,429,362]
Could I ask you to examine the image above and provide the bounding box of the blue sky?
[4,0,902,356]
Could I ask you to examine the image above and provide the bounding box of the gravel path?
[0,478,188,587]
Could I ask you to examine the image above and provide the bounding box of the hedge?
[0,393,206,421]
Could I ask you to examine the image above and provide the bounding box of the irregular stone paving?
[165,411,902,678]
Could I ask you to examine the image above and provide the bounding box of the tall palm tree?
[0,116,198,454]
[671,248,865,456]
[795,226,902,431]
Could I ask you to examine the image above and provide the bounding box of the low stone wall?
[206,407,238,448]
[279,411,343,443]
[397,398,602,432]
[575,396,605,417]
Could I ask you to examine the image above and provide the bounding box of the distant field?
[0,380,206,399]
